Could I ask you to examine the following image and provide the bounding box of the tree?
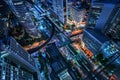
[96,53,103,62]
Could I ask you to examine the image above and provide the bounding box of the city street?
[0,0,120,80]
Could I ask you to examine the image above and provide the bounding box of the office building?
[83,0,120,54]
[4,0,41,38]
[51,0,68,24]
[103,6,120,40]
[68,1,86,28]
[46,43,77,80]
[58,69,73,80]
[100,41,120,64]
[99,41,120,79]
[44,0,68,24]
[1,0,120,79]
[0,37,39,80]
[83,29,109,54]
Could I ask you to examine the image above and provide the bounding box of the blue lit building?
[46,43,77,80]
[100,41,120,79]
[4,0,41,38]
[83,0,120,54]
[100,41,120,65]
[0,37,40,80]
[43,0,68,24]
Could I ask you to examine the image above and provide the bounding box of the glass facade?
[101,41,120,64]
[1,0,120,80]
[0,37,38,80]
[9,37,35,66]
[105,8,120,40]
[101,42,118,56]
[83,30,102,54]
[98,41,120,79]
[87,6,102,29]
[0,58,34,80]
[6,0,41,38]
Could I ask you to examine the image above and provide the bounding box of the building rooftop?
[84,29,109,44]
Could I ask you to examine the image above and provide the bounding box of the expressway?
[27,0,71,53]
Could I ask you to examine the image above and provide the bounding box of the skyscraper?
[4,0,41,38]
[83,0,120,54]
[0,37,39,80]
[44,0,68,24]
[103,6,120,40]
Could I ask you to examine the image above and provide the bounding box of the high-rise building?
[68,1,86,28]
[51,0,68,24]
[4,0,41,38]
[99,41,120,79]
[103,7,120,40]
[58,69,73,80]
[46,43,77,80]
[0,37,40,80]
[83,0,120,54]
[100,41,120,64]
[44,0,68,24]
